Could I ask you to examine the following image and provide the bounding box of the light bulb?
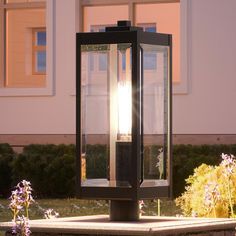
[118,80,132,141]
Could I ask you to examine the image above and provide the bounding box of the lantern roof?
[105,20,143,32]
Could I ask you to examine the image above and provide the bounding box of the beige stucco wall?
[0,0,236,143]
[173,0,236,134]
[0,0,76,134]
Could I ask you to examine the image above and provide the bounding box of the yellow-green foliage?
[176,154,236,218]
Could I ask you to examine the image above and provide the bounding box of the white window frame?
[76,0,189,95]
[0,0,55,97]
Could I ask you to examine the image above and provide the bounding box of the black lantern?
[76,21,172,221]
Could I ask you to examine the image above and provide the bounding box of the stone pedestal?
[1,215,236,236]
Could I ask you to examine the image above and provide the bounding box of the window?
[136,2,180,83]
[79,0,185,95]
[139,24,156,33]
[90,25,113,72]
[32,28,46,74]
[83,5,128,76]
[89,22,165,72]
[138,23,157,70]
[0,0,46,88]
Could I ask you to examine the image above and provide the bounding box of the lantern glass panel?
[141,44,169,187]
[81,43,132,187]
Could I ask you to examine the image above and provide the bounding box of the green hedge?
[85,144,107,178]
[11,144,107,198]
[1,143,236,198]
[0,143,15,197]
[12,144,76,198]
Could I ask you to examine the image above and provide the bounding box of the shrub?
[45,152,76,197]
[85,145,107,178]
[6,143,236,199]
[172,144,236,197]
[0,143,15,197]
[12,144,76,198]
[175,153,236,218]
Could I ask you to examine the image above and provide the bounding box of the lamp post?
[76,21,172,221]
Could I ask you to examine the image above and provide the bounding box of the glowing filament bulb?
[118,80,132,141]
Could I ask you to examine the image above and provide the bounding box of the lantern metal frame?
[76,23,172,202]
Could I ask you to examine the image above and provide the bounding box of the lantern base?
[109,200,139,221]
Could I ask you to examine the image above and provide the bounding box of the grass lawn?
[0,198,181,235]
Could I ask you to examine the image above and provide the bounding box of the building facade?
[0,0,236,150]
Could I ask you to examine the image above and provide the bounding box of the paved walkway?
[1,215,236,235]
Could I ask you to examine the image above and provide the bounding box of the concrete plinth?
[1,215,236,236]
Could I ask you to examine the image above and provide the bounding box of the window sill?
[0,86,55,97]
[173,79,188,95]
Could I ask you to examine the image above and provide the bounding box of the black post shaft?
[110,200,139,221]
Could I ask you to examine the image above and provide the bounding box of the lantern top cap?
[105,20,143,32]
[117,20,131,27]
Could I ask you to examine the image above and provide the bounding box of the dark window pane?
[37,31,46,46]
[89,53,94,71]
[145,26,156,32]
[144,25,157,70]
[144,53,157,70]
[99,53,107,71]
[122,53,126,70]
[36,51,46,72]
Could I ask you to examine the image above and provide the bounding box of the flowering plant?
[44,209,59,219]
[9,180,34,236]
[12,216,31,236]
[175,153,236,218]
[8,180,61,235]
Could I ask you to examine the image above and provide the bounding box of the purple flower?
[17,180,34,205]
[9,180,34,236]
[44,208,59,219]
[9,181,34,207]
[204,181,221,208]
[9,180,34,221]
[9,190,24,214]
[12,216,31,236]
[221,153,236,177]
